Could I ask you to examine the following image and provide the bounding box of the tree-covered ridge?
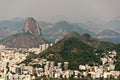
[65,32,115,51]
[41,34,100,69]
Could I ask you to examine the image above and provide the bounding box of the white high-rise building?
[64,62,69,70]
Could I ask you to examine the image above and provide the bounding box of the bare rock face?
[23,17,42,37]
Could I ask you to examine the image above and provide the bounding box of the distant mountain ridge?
[97,30,120,38]
[0,18,24,39]
[42,21,93,39]
[0,17,120,43]
[104,20,120,32]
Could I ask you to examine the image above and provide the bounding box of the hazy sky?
[0,0,120,22]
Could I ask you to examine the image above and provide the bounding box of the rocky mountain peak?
[23,17,42,36]
[0,17,46,48]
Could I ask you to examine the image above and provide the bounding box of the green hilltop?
[41,32,102,69]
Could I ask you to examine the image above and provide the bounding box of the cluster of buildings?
[28,43,53,54]
[0,44,51,80]
[78,50,119,79]
[26,50,120,79]
[0,44,120,80]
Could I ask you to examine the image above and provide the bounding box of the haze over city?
[0,0,120,22]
